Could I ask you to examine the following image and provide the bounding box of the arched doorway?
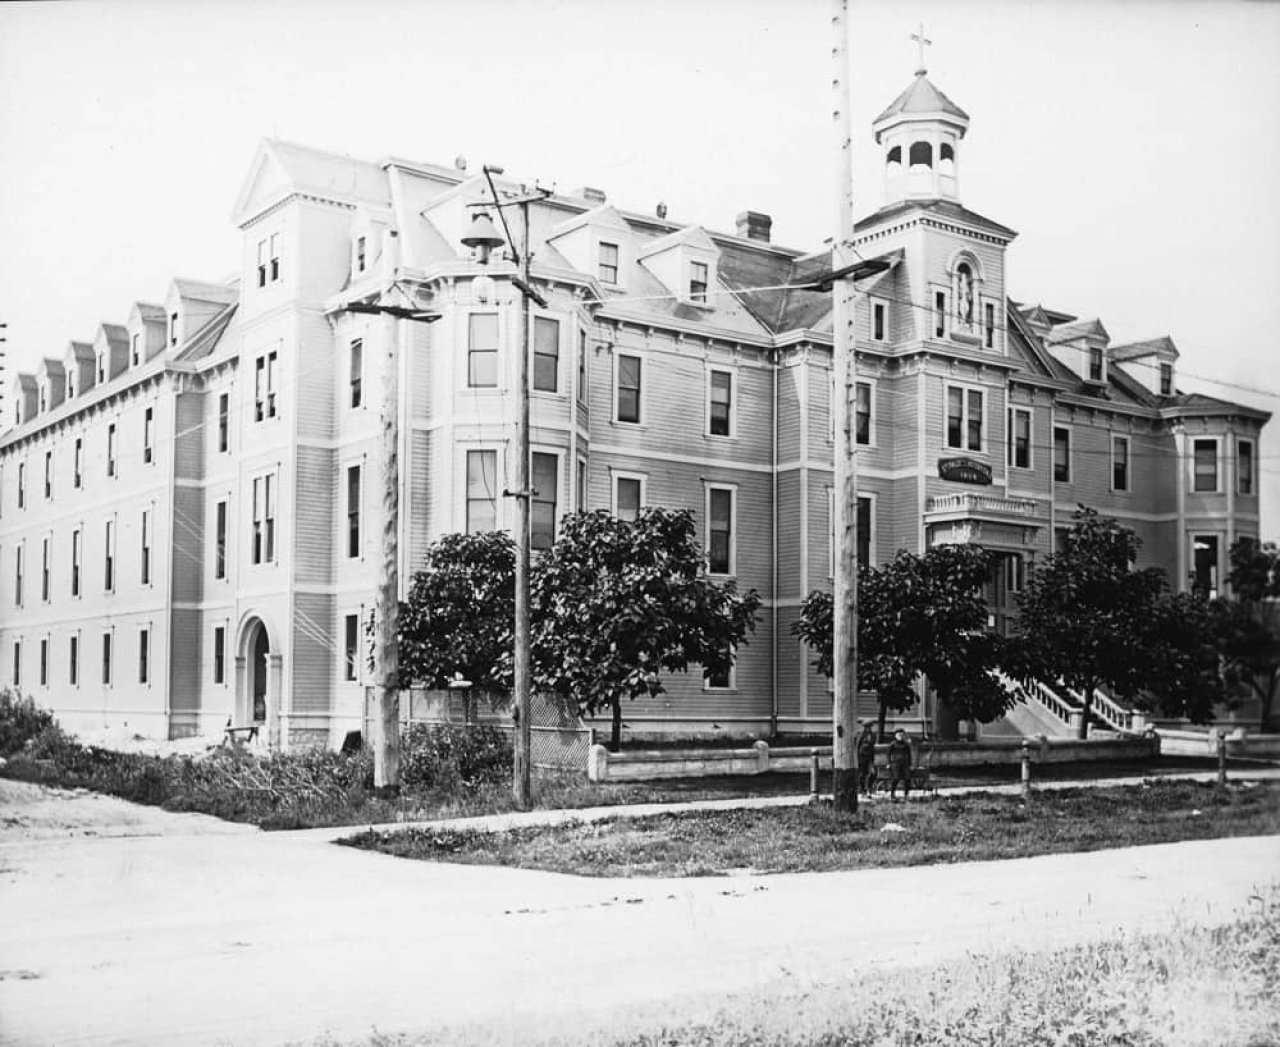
[251,623,269,723]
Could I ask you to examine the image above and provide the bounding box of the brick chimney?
[735,211,772,242]
[576,186,607,204]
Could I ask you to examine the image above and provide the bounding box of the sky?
[1,0,1278,536]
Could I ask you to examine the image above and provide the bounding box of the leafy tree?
[793,545,1013,739]
[1220,538,1280,731]
[532,508,761,751]
[396,531,515,712]
[1015,507,1166,738]
[1138,590,1232,724]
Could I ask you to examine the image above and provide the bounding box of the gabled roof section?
[547,203,632,242]
[873,73,969,125]
[1111,336,1178,362]
[174,303,238,363]
[854,197,1016,241]
[1047,317,1109,344]
[131,302,166,322]
[98,323,129,351]
[1160,392,1271,423]
[1005,303,1068,381]
[233,139,389,226]
[172,278,238,305]
[38,357,65,379]
[637,223,717,259]
[66,341,94,363]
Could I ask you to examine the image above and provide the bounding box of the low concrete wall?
[1157,728,1280,760]
[587,735,1162,783]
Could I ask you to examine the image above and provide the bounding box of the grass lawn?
[340,779,1280,876]
[313,883,1280,1047]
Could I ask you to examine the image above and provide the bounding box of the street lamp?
[466,165,550,807]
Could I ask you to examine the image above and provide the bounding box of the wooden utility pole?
[513,201,533,807]
[374,311,401,790]
[831,0,860,812]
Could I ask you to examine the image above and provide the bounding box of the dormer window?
[97,354,106,384]
[689,261,709,303]
[1160,362,1173,395]
[598,242,619,284]
[356,236,367,274]
[1089,347,1104,382]
[66,373,75,398]
[131,333,141,366]
[169,313,178,347]
[39,388,47,412]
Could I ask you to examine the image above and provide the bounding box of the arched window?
[886,145,902,167]
[939,142,956,176]
[908,141,933,168]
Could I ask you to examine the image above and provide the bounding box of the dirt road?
[1,780,1277,1046]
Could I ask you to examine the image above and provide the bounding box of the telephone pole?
[831,0,860,812]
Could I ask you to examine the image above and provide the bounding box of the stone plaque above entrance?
[938,457,993,485]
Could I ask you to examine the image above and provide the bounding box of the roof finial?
[911,23,932,76]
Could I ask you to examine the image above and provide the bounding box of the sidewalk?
[291,764,1280,844]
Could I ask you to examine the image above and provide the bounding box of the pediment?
[547,203,632,241]
[231,142,291,226]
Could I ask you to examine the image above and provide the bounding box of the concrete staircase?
[988,674,1149,739]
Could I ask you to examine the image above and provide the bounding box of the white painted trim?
[1110,433,1131,493]
[704,481,738,577]
[456,442,505,535]
[944,381,987,455]
[705,364,736,438]
[592,443,772,475]
[1190,434,1222,494]
[612,348,645,426]
[610,469,647,520]
[1007,406,1033,471]
[1052,424,1072,484]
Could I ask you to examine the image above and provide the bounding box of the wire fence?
[364,687,594,774]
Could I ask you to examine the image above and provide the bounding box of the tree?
[1015,507,1166,739]
[1220,538,1280,731]
[396,531,516,712]
[1139,590,1232,724]
[532,508,761,751]
[793,545,1014,739]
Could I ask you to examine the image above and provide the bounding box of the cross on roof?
[911,24,932,75]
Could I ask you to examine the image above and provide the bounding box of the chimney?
[576,186,607,204]
[736,211,772,242]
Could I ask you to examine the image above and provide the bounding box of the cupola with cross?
[873,26,970,204]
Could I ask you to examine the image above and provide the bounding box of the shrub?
[400,723,512,791]
[0,688,59,757]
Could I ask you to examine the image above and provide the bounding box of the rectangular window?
[107,423,117,476]
[1112,435,1130,492]
[69,635,79,686]
[689,261,708,303]
[577,330,588,404]
[1008,408,1031,469]
[40,638,48,687]
[598,242,619,284]
[44,451,52,498]
[1053,426,1071,483]
[832,493,873,574]
[14,545,22,606]
[1193,535,1220,598]
[465,450,497,533]
[102,632,112,686]
[707,486,734,575]
[169,313,178,347]
[1089,347,1104,382]
[74,438,83,487]
[138,628,150,684]
[215,501,227,579]
[97,353,106,383]
[218,393,229,452]
[616,354,641,423]
[255,351,278,420]
[533,317,560,393]
[1160,362,1173,395]
[344,615,359,682]
[872,301,887,342]
[346,465,361,559]
[252,475,276,564]
[855,381,872,446]
[140,510,152,584]
[531,452,558,551]
[71,528,81,596]
[348,339,363,408]
[17,462,24,508]
[615,475,643,522]
[946,386,983,451]
[709,370,732,436]
[1239,439,1255,496]
[1193,439,1218,492]
[41,537,49,601]
[704,644,735,690]
[269,233,280,282]
[1005,555,1025,593]
[143,406,154,463]
[12,641,19,687]
[257,239,268,287]
[577,458,587,511]
[468,313,499,388]
[131,332,141,366]
[934,290,947,338]
[984,301,996,349]
[356,235,366,273]
[104,520,115,590]
[213,626,226,684]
